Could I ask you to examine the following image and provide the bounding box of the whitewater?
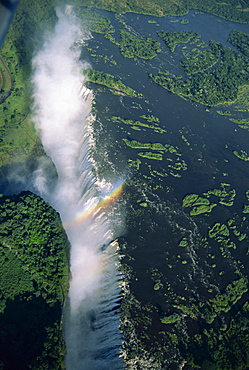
[31,8,124,370]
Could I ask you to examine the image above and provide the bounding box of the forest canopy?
[0,191,69,369]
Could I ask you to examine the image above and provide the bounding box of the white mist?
[32,9,123,370]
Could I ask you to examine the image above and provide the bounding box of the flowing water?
[31,8,124,370]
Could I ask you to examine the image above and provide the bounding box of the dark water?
[82,9,249,367]
[84,9,249,196]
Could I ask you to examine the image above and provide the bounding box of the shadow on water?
[0,295,62,370]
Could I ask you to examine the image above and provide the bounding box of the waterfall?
[31,8,124,369]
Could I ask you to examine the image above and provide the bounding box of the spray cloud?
[32,8,124,369]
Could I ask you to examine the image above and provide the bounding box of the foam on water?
[31,8,124,369]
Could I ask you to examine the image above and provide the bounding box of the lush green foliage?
[157,30,199,52]
[233,149,249,161]
[87,69,141,97]
[0,0,57,166]
[110,115,166,133]
[150,38,249,106]
[137,151,163,160]
[0,56,13,103]
[209,222,230,238]
[228,29,249,57]
[0,191,69,368]
[123,138,168,151]
[181,42,220,75]
[71,0,249,23]
[119,30,161,59]
[0,191,69,307]
[182,183,236,217]
[74,7,115,36]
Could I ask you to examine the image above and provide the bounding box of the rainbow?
[65,178,125,228]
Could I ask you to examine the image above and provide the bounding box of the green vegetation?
[153,282,161,290]
[0,40,39,165]
[235,85,249,111]
[205,183,236,206]
[0,0,57,167]
[209,222,229,238]
[217,110,231,116]
[128,158,142,169]
[0,191,69,368]
[182,193,217,215]
[208,277,248,316]
[230,118,249,130]
[119,30,161,59]
[138,151,163,160]
[160,312,181,324]
[4,2,249,369]
[150,37,249,107]
[182,193,198,207]
[87,69,141,97]
[180,19,189,25]
[228,29,249,57]
[140,114,160,123]
[0,56,13,104]
[190,204,217,216]
[227,218,246,241]
[179,237,188,247]
[74,0,249,23]
[75,7,115,36]
[233,149,249,161]
[157,30,199,52]
[0,191,69,309]
[179,129,191,146]
[243,205,249,213]
[110,115,166,133]
[182,184,236,216]
[180,41,220,75]
[122,138,187,175]
[123,138,167,151]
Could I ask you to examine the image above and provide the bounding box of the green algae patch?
[87,69,142,97]
[138,152,163,160]
[180,134,191,146]
[182,194,199,207]
[128,158,141,170]
[233,149,249,161]
[209,223,229,238]
[119,30,162,60]
[75,7,115,36]
[182,194,214,215]
[183,184,236,217]
[192,197,210,206]
[243,204,249,213]
[153,282,161,290]
[160,313,182,324]
[122,138,166,151]
[190,204,217,216]
[139,202,148,207]
[181,42,220,75]
[230,118,249,129]
[157,31,199,52]
[205,183,236,206]
[140,114,160,123]
[180,19,189,24]
[234,84,249,112]
[110,116,166,133]
[217,110,231,116]
[179,237,188,247]
[209,277,248,314]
